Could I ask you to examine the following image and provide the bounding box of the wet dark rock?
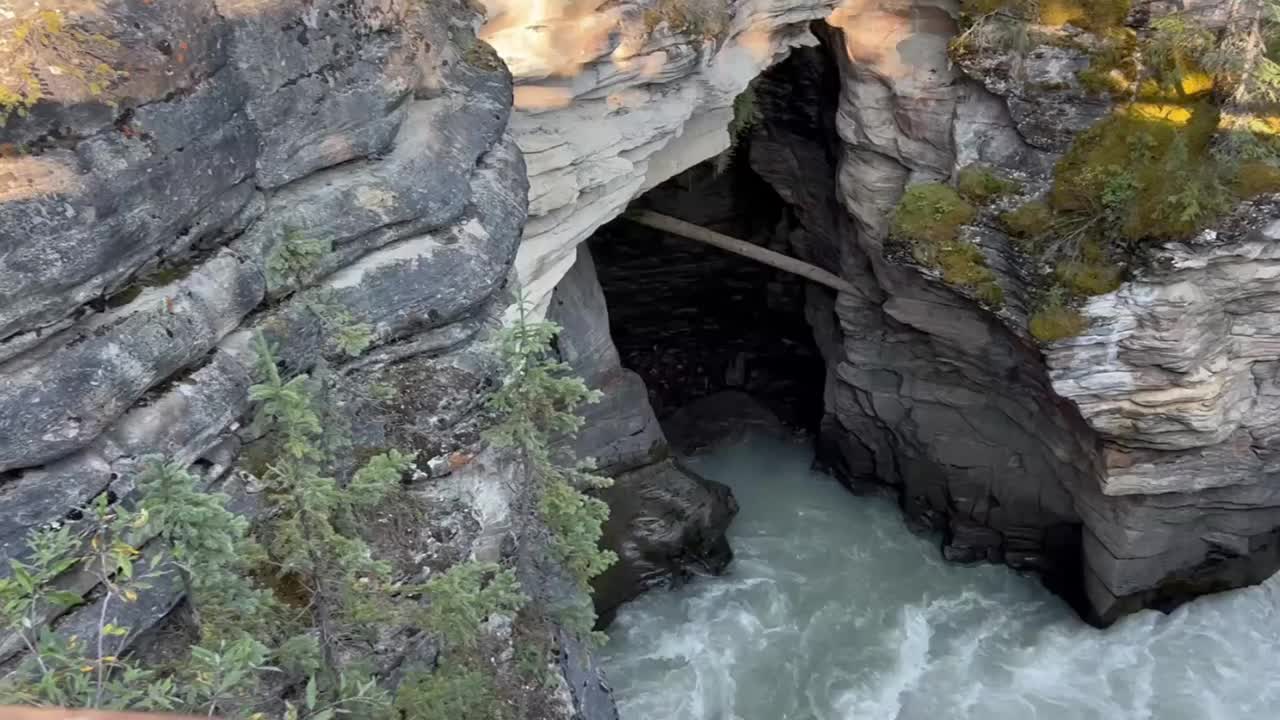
[593,458,738,625]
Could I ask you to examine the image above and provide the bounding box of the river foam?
[599,432,1280,720]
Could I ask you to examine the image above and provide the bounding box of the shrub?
[1078,30,1140,96]
[1000,199,1054,240]
[137,458,273,641]
[267,227,330,291]
[1235,161,1280,197]
[394,665,506,720]
[1050,105,1227,241]
[1038,0,1132,32]
[2,315,589,718]
[1029,304,1090,341]
[956,164,1020,203]
[1056,260,1123,296]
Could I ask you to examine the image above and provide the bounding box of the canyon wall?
[0,0,612,714]
[2,2,1279,713]
[490,0,1280,622]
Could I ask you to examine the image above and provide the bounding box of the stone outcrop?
[1047,202,1280,615]
[549,247,667,473]
[549,244,739,623]
[746,22,1094,600]
[742,0,1280,620]
[0,0,604,713]
[492,0,842,312]
[593,458,738,622]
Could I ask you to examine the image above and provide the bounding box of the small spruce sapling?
[485,296,617,643]
[137,457,272,640]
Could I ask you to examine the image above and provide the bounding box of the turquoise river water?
[599,432,1280,720]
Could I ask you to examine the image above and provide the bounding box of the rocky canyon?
[0,0,1278,717]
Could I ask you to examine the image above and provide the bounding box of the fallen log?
[622,210,856,295]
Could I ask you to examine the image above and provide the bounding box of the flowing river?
[599,432,1280,720]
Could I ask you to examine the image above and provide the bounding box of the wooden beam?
[622,210,856,295]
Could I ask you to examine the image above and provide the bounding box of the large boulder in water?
[593,458,738,624]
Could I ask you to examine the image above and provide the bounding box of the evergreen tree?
[485,296,617,642]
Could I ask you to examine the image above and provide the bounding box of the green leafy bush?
[1,323,589,717]
[394,665,507,720]
[267,227,331,290]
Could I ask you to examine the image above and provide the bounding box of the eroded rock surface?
[494,0,842,312]
[549,245,740,623]
[0,0,604,713]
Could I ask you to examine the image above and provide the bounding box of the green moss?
[936,241,1005,307]
[891,183,1002,307]
[463,39,503,71]
[1029,304,1088,342]
[1235,161,1280,197]
[643,0,729,38]
[105,284,144,308]
[892,183,977,246]
[956,164,1021,204]
[729,85,760,140]
[958,0,1026,15]
[1056,260,1123,296]
[103,260,200,308]
[1000,200,1054,240]
[1050,104,1226,242]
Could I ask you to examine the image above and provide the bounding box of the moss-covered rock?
[1050,104,1226,242]
[1056,259,1123,296]
[1039,0,1132,32]
[891,183,1002,307]
[956,164,1021,204]
[892,183,976,246]
[1029,304,1088,342]
[1000,200,1054,240]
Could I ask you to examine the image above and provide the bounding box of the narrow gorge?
[0,0,1278,717]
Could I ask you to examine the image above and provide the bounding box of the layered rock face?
[747,12,1095,604]
[0,0,612,713]
[1049,203,1280,614]
[486,0,1280,624]
[485,0,842,311]
[751,0,1280,619]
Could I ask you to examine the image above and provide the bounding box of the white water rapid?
[599,432,1280,720]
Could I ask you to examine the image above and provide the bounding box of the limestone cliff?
[488,0,1280,624]
[0,0,605,714]
[3,1,1280,714]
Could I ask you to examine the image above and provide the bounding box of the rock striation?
[0,0,603,713]
[4,1,1280,710]
[493,0,842,312]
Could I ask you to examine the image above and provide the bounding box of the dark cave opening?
[587,150,827,432]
